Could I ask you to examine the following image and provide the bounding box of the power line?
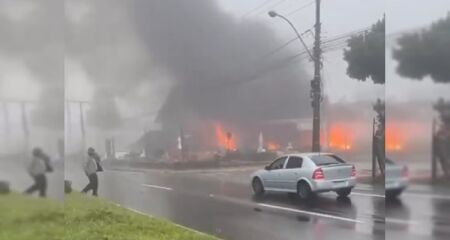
[322,27,371,44]
[242,0,275,18]
[261,27,314,58]
[286,1,314,16]
[200,27,375,91]
[262,37,298,58]
[253,0,288,17]
[263,25,371,61]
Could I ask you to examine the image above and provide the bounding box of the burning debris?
[214,123,236,151]
[266,142,281,152]
[328,122,353,151]
[386,125,404,152]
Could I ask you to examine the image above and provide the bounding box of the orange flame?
[328,123,353,151]
[266,142,280,151]
[386,126,404,151]
[214,123,236,151]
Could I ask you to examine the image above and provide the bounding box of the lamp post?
[269,3,322,152]
[268,11,314,60]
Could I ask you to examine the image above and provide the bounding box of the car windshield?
[310,155,345,166]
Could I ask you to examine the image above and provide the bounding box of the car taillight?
[351,165,356,177]
[312,168,324,180]
[401,166,409,178]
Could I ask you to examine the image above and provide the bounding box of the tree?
[434,98,450,127]
[343,17,385,84]
[393,14,450,83]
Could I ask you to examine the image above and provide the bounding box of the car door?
[261,156,287,190]
[279,156,304,191]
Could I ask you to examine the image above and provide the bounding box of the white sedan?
[251,153,356,199]
[385,158,409,199]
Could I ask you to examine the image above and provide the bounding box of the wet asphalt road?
[386,185,450,240]
[3,157,449,240]
[67,165,386,240]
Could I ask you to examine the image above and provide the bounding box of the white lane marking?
[354,186,375,191]
[403,192,450,200]
[127,206,148,215]
[351,192,385,198]
[115,204,214,238]
[258,203,364,224]
[141,184,173,191]
[139,183,366,224]
[385,217,419,225]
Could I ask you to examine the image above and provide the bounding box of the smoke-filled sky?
[2,0,449,136]
[66,0,312,131]
[64,0,387,132]
[0,0,63,130]
[0,0,63,154]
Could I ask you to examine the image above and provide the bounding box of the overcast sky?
[0,0,448,154]
[1,0,450,125]
[218,0,450,103]
[218,0,385,103]
[2,0,445,105]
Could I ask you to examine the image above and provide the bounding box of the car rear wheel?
[386,189,403,199]
[297,181,312,200]
[336,188,352,198]
[252,178,265,196]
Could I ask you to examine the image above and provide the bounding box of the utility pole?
[67,100,89,154]
[66,101,71,137]
[0,99,33,155]
[20,102,30,153]
[79,102,86,153]
[268,1,322,152]
[311,0,322,152]
[1,101,9,151]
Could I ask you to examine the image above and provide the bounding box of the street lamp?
[268,9,322,152]
[267,11,314,61]
[268,10,277,18]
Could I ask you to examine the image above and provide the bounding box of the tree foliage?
[393,14,450,83]
[344,18,385,84]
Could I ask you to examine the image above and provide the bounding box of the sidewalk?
[103,157,448,184]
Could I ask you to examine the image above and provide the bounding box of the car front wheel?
[252,178,265,196]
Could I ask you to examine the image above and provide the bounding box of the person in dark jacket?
[24,148,49,197]
[81,147,100,196]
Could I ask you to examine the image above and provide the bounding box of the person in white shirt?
[81,147,99,196]
[24,148,48,197]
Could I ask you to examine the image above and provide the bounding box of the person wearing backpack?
[24,147,51,197]
[88,147,103,172]
[82,147,100,196]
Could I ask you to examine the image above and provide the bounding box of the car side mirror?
[264,166,270,171]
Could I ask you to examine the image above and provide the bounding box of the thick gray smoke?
[66,0,157,130]
[67,0,311,132]
[0,0,63,130]
[132,0,311,127]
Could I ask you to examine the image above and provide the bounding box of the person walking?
[88,147,103,172]
[24,148,49,198]
[81,147,99,196]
